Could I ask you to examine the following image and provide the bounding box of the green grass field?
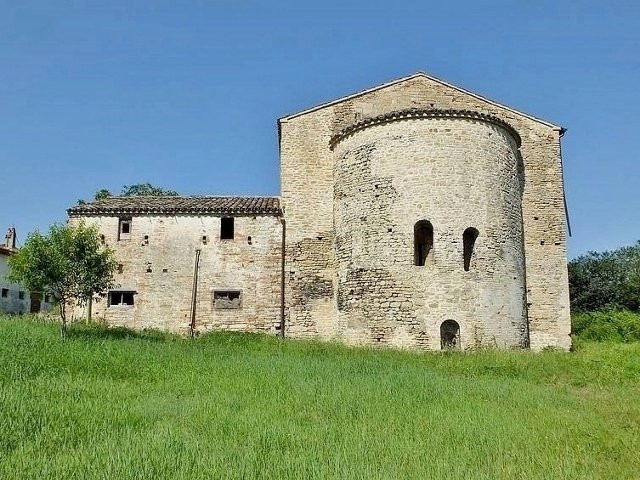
[1,316,639,479]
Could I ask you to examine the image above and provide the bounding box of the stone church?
[68,72,571,350]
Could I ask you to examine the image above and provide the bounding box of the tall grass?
[572,309,640,342]
[1,316,639,479]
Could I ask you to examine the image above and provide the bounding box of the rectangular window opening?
[220,217,234,240]
[213,290,242,309]
[18,291,25,300]
[108,291,135,306]
[118,217,132,240]
[1,288,8,298]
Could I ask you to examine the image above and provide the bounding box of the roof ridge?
[68,196,282,216]
[101,194,280,199]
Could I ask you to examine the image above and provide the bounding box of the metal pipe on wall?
[189,248,201,338]
[279,217,286,338]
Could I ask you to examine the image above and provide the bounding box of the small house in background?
[0,227,54,315]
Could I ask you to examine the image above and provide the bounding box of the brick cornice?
[330,108,522,150]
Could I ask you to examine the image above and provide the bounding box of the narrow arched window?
[441,320,461,349]
[414,221,433,266]
[463,227,479,271]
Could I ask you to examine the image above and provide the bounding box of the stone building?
[0,227,54,314]
[68,72,571,350]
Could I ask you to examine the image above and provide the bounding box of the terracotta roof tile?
[68,196,281,216]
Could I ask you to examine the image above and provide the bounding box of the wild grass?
[572,309,640,342]
[1,316,639,479]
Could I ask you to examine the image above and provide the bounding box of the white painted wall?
[0,253,53,314]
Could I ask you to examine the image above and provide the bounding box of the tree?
[78,184,178,205]
[568,241,640,312]
[94,188,111,201]
[7,223,117,337]
[121,183,178,197]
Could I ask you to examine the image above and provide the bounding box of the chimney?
[5,227,16,250]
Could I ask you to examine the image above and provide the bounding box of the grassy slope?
[0,317,639,479]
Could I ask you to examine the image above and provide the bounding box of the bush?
[572,310,640,342]
[568,241,640,312]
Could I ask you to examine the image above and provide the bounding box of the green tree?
[121,183,178,196]
[7,223,117,337]
[568,241,640,312]
[94,188,111,201]
[80,184,178,205]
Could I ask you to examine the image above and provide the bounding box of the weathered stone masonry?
[69,197,282,335]
[69,72,571,350]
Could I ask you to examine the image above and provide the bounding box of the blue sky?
[1,1,638,258]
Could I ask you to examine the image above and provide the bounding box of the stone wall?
[280,73,571,350]
[66,74,570,350]
[333,117,527,349]
[69,214,282,334]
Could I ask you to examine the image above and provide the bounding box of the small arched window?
[414,221,434,266]
[440,320,461,349]
[463,227,479,271]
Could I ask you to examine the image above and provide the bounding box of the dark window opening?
[247,236,252,245]
[44,294,51,303]
[18,291,25,300]
[108,291,135,306]
[221,218,234,240]
[213,290,242,309]
[202,235,208,245]
[100,234,106,245]
[162,268,168,273]
[441,320,461,349]
[118,218,132,240]
[117,264,124,274]
[29,292,42,314]
[463,227,479,271]
[1,288,8,298]
[143,235,149,246]
[414,220,434,266]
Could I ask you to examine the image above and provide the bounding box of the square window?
[220,217,234,240]
[1,288,8,298]
[213,290,242,309]
[108,291,135,306]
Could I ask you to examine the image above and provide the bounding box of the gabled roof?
[68,196,282,216]
[279,72,563,131]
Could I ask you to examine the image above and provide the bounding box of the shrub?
[572,309,640,342]
[568,241,640,312]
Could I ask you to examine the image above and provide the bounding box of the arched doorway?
[440,320,461,349]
